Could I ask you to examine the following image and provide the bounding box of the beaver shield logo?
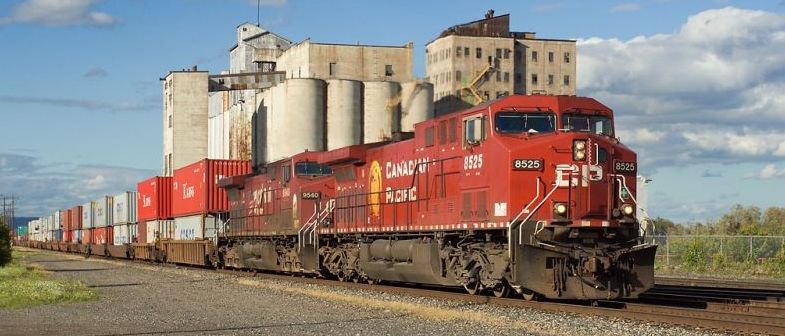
[368,160,382,217]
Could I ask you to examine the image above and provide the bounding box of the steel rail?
[20,246,785,335]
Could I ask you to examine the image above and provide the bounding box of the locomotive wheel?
[521,288,539,301]
[464,280,482,295]
[492,283,511,298]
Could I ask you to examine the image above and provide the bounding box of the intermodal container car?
[92,226,112,245]
[172,159,250,217]
[93,196,113,227]
[137,176,173,221]
[82,202,95,229]
[113,191,138,225]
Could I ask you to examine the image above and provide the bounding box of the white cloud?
[746,164,785,179]
[0,0,117,27]
[616,128,664,144]
[612,3,641,12]
[578,7,785,173]
[0,153,154,216]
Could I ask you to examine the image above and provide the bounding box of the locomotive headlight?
[573,140,587,161]
[554,203,568,215]
[621,204,634,216]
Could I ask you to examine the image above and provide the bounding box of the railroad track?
[24,247,785,335]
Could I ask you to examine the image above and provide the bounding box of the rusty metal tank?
[400,80,434,132]
[363,81,401,143]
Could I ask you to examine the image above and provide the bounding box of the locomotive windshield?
[494,112,555,134]
[295,161,332,176]
[561,114,613,136]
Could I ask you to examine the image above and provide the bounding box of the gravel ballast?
[0,249,734,336]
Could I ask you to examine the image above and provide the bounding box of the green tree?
[650,217,685,235]
[763,207,785,235]
[0,219,10,267]
[717,204,761,235]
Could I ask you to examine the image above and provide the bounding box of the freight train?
[18,94,656,301]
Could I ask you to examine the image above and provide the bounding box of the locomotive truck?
[216,94,657,300]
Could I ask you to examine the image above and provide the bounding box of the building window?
[385,64,393,76]
[548,52,554,63]
[564,75,570,86]
[564,52,571,63]
[168,114,172,128]
[464,47,469,57]
[548,74,554,85]
[456,46,462,57]
[532,51,538,62]
[456,70,462,82]
[329,62,336,76]
[496,48,502,59]
[476,48,482,58]
[503,72,509,83]
[496,71,501,82]
[504,49,511,59]
[515,73,522,84]
[532,74,538,85]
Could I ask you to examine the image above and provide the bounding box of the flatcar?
[216,94,657,300]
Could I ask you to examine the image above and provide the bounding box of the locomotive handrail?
[516,182,560,245]
[509,177,542,229]
[309,199,335,246]
[298,203,318,250]
[610,174,649,239]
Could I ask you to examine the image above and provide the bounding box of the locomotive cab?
[459,95,656,300]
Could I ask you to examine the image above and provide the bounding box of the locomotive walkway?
[1,248,744,336]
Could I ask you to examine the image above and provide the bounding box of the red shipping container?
[137,176,173,221]
[82,228,93,245]
[63,230,72,243]
[63,209,72,232]
[172,159,250,217]
[92,226,113,245]
[70,205,83,230]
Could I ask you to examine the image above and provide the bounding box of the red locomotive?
[217,94,656,300]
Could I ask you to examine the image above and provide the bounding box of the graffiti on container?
[142,195,151,208]
[179,228,196,240]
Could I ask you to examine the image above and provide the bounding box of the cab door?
[459,113,491,223]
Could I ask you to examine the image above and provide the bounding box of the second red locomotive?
[218,94,656,300]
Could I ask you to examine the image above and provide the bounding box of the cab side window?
[463,114,487,147]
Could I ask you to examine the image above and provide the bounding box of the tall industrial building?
[162,69,209,176]
[276,40,414,82]
[426,11,576,115]
[207,23,419,163]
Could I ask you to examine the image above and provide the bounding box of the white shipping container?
[93,196,113,227]
[112,191,138,225]
[174,215,204,240]
[145,221,157,243]
[82,202,94,229]
[146,219,176,241]
[54,210,63,230]
[113,224,129,245]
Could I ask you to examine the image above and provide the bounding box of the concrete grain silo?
[400,81,434,132]
[326,79,363,150]
[363,81,401,143]
[265,78,326,162]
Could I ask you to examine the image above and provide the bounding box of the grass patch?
[0,251,96,309]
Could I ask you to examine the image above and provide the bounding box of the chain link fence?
[647,235,785,266]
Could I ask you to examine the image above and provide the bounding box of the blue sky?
[1,0,784,221]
